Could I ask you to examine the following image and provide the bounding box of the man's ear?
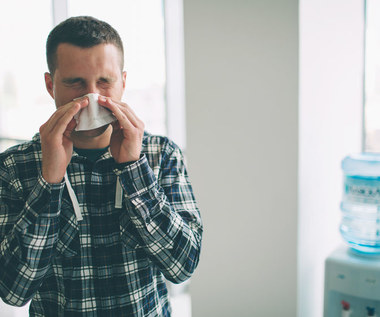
[122,71,127,90]
[44,72,55,99]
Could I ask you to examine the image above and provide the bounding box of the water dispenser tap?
[367,306,376,316]
[341,300,351,317]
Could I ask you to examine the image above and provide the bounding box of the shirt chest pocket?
[119,211,143,250]
[56,200,80,258]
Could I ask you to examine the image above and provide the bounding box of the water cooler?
[324,246,380,316]
[324,153,380,317]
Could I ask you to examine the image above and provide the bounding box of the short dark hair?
[46,16,124,75]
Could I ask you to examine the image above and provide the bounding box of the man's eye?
[67,83,82,88]
[63,79,85,88]
[98,80,111,87]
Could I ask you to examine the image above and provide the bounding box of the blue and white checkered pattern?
[0,132,202,316]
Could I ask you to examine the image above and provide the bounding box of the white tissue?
[73,93,116,131]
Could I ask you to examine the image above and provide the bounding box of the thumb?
[63,118,77,138]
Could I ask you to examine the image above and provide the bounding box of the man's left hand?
[98,96,144,163]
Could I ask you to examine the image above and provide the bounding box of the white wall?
[183,1,299,316]
[0,301,29,317]
[298,1,364,316]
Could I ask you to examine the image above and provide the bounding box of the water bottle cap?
[342,153,380,176]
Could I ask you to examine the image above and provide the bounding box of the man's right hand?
[39,98,89,184]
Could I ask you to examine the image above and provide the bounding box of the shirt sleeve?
[0,163,64,307]
[114,145,203,284]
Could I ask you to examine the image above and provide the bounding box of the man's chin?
[72,124,110,138]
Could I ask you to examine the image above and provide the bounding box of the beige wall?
[183,1,299,316]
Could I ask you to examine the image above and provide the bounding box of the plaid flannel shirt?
[0,132,202,316]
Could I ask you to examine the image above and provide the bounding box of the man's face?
[46,43,126,108]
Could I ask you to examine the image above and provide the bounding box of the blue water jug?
[340,153,380,253]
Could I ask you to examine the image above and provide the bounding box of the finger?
[98,96,141,125]
[46,98,89,135]
[112,100,139,122]
[98,97,140,129]
[63,118,78,138]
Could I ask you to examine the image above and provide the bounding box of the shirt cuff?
[15,174,65,231]
[113,154,156,199]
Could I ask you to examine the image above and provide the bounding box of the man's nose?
[86,83,100,95]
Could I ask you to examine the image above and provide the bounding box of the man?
[0,16,202,316]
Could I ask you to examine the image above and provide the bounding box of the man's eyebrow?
[98,76,116,83]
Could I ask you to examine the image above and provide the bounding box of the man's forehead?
[54,43,124,74]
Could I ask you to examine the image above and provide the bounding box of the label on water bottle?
[344,176,380,204]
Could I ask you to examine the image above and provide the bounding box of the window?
[0,0,169,151]
[364,0,380,152]
[0,1,53,151]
